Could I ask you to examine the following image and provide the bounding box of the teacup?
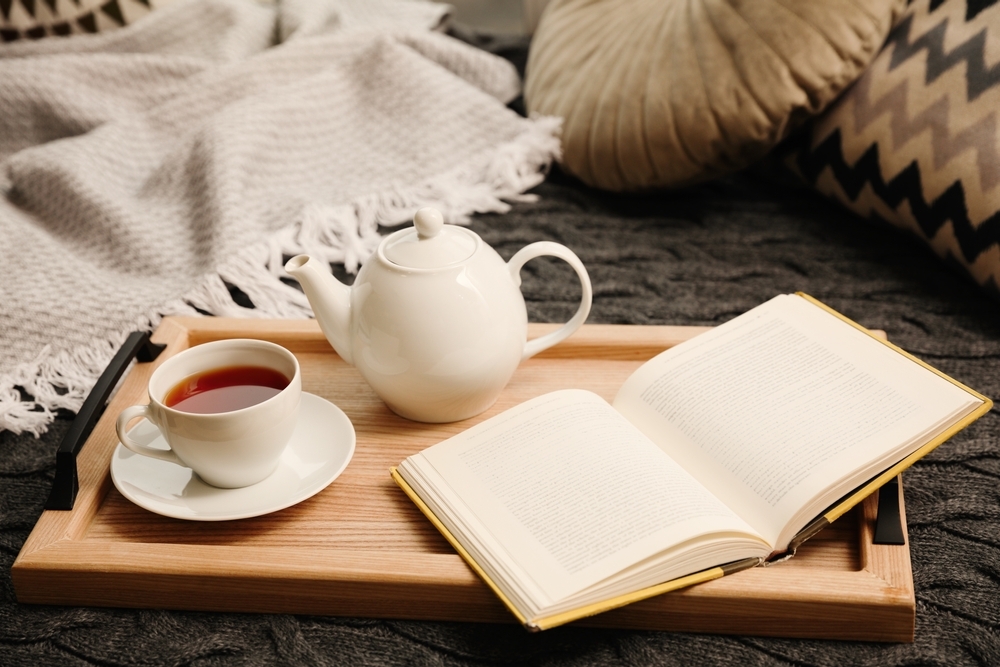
[115,339,302,488]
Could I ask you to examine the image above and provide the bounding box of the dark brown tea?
[164,365,289,414]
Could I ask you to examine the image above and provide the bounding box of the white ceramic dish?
[110,392,355,521]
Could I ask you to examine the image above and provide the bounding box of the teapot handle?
[508,242,593,361]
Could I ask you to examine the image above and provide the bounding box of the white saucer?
[110,392,355,521]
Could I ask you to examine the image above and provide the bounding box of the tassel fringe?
[0,116,562,436]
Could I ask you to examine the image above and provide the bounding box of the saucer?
[110,392,355,521]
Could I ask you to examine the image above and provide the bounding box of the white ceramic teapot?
[284,208,592,422]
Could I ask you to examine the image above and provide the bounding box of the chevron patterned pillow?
[0,0,172,42]
[791,0,1000,299]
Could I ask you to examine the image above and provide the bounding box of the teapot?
[284,208,592,423]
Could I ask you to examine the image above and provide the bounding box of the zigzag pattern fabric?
[791,0,1000,299]
[0,0,170,42]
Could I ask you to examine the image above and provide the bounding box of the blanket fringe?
[0,115,562,436]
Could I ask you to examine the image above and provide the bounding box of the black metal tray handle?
[873,476,905,545]
[45,332,165,511]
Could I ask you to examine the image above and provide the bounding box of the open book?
[391,294,990,631]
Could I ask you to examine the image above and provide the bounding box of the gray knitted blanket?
[0,0,559,436]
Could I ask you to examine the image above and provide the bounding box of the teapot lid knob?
[381,206,477,268]
[414,207,444,239]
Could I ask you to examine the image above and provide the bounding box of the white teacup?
[115,339,302,488]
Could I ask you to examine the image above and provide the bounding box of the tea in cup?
[115,339,301,488]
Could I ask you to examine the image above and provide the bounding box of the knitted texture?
[0,0,561,435]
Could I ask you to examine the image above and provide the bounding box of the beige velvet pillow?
[524,0,905,191]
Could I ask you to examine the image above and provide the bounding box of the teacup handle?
[116,404,182,465]
[508,241,593,361]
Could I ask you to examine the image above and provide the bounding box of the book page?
[613,294,981,548]
[407,390,768,610]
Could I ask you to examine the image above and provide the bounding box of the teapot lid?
[383,208,477,269]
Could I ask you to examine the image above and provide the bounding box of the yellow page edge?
[794,292,993,524]
[529,558,760,632]
[823,406,990,524]
[390,467,529,626]
[390,468,760,631]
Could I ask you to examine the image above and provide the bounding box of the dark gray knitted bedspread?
[3,162,999,665]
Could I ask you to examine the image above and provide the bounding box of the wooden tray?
[12,319,915,642]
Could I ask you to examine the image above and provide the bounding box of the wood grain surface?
[11,318,914,641]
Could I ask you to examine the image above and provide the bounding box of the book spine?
[721,557,766,576]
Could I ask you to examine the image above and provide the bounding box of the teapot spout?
[284,255,354,365]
